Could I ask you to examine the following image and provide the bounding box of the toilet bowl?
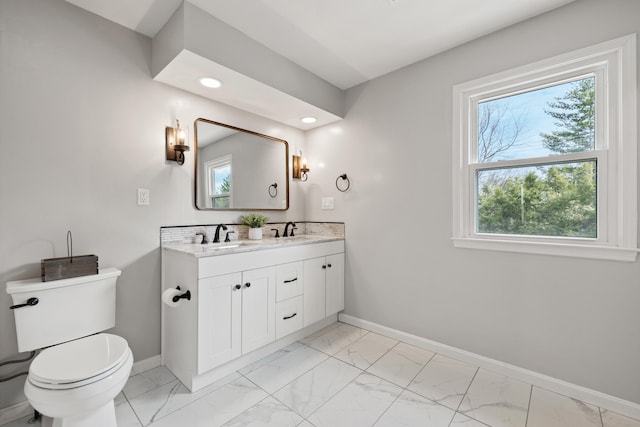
[6,268,131,427]
[24,333,133,427]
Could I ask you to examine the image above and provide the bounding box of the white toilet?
[6,268,133,427]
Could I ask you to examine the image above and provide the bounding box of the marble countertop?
[162,235,344,258]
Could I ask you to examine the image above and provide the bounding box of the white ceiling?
[66,0,575,90]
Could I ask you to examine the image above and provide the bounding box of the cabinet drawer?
[275,295,304,340]
[275,261,303,302]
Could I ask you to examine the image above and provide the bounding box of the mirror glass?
[194,118,289,210]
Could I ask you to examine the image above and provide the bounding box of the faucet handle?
[195,233,208,244]
[290,227,297,237]
[224,231,235,242]
[271,228,280,238]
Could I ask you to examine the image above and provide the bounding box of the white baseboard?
[130,354,162,376]
[339,313,640,421]
[0,400,32,426]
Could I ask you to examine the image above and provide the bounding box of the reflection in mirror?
[194,118,289,210]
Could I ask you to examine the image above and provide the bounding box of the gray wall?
[2,0,640,414]
[0,0,305,409]
[305,0,640,404]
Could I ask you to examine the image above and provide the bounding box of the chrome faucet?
[213,224,228,243]
[283,222,296,237]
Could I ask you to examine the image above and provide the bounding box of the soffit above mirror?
[151,2,344,130]
[67,0,577,92]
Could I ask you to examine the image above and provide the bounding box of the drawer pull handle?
[283,312,297,320]
[283,278,298,284]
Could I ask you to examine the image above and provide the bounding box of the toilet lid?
[29,333,129,388]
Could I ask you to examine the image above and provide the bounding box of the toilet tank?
[6,268,121,352]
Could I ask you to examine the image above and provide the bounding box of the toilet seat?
[29,333,130,390]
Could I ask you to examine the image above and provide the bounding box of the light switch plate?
[137,188,150,205]
[321,197,334,210]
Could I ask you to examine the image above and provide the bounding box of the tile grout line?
[287,354,367,424]
[524,384,533,427]
[453,365,480,419]
[121,388,146,427]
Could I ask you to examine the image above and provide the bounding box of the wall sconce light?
[292,155,310,181]
[166,120,190,165]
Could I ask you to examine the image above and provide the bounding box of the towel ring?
[268,183,278,198]
[336,174,351,192]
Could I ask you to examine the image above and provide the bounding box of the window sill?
[452,237,639,262]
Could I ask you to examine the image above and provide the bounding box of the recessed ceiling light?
[200,77,221,88]
[301,117,317,124]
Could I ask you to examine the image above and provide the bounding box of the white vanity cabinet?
[162,239,344,392]
[303,253,345,327]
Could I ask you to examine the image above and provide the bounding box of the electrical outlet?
[321,197,334,210]
[137,188,150,206]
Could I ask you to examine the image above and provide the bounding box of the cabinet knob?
[234,284,242,290]
[327,263,332,268]
[244,282,251,288]
[322,265,326,269]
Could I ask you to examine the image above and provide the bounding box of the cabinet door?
[198,273,242,373]
[303,257,326,327]
[241,267,276,354]
[325,253,345,315]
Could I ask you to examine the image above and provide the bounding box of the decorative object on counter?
[166,119,190,165]
[41,231,98,282]
[241,213,269,240]
[336,173,351,192]
[292,154,310,181]
[268,182,278,198]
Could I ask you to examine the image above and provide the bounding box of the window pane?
[213,196,230,208]
[477,76,595,163]
[213,165,231,195]
[477,161,596,238]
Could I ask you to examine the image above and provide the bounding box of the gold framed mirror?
[194,118,289,210]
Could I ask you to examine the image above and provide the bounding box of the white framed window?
[206,155,232,208]
[452,35,637,261]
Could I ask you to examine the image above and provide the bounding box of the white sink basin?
[204,241,258,250]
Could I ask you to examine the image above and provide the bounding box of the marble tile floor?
[3,322,640,427]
